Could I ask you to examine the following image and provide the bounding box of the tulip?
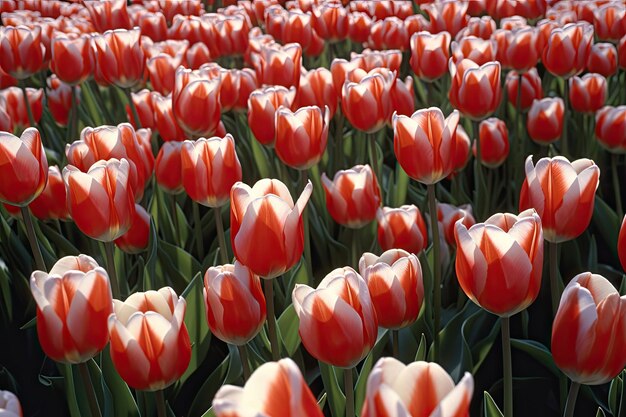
[552,273,626,388]
[125,89,154,130]
[409,31,451,82]
[274,105,329,170]
[30,255,113,363]
[451,36,497,66]
[0,390,22,417]
[569,73,607,114]
[423,0,469,37]
[593,2,626,42]
[172,67,222,138]
[587,42,618,77]
[348,11,373,44]
[527,97,565,145]
[296,67,338,118]
[542,22,594,79]
[0,66,16,90]
[0,86,43,129]
[29,166,69,221]
[390,75,415,119]
[46,75,78,128]
[203,261,266,345]
[114,204,150,254]
[536,18,560,54]
[213,358,323,417]
[0,25,46,79]
[146,53,184,96]
[293,267,378,367]
[93,28,145,89]
[502,27,540,73]
[369,17,410,50]
[361,358,474,417]
[619,215,626,271]
[108,287,191,391]
[359,249,423,330]
[158,0,202,24]
[185,42,212,70]
[341,70,394,133]
[438,203,476,248]
[0,102,11,134]
[216,68,258,112]
[251,43,301,89]
[155,141,184,194]
[450,125,472,177]
[505,68,543,112]
[500,16,528,31]
[376,205,428,255]
[449,59,501,121]
[457,15,496,39]
[168,15,209,50]
[63,158,135,242]
[322,165,381,228]
[137,12,168,42]
[180,134,243,208]
[83,0,131,32]
[50,32,93,85]
[618,34,626,70]
[152,92,186,142]
[247,85,296,146]
[213,14,250,57]
[312,3,349,41]
[474,117,509,168]
[595,105,626,152]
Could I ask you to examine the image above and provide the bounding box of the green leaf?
[142,220,159,291]
[511,339,559,376]
[415,333,427,361]
[355,329,388,416]
[188,349,236,417]
[101,347,140,417]
[592,196,620,260]
[392,162,410,207]
[277,304,301,356]
[319,362,345,417]
[597,407,607,417]
[0,264,12,323]
[609,373,622,416]
[483,391,504,417]
[181,272,211,383]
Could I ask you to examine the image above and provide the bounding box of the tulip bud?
[449,59,501,121]
[359,250,423,329]
[155,141,184,194]
[151,92,186,142]
[595,105,626,152]
[0,390,22,417]
[423,0,469,37]
[438,202,476,248]
[146,53,184,96]
[449,125,472,177]
[409,31,451,82]
[474,117,509,168]
[296,67,338,118]
[251,42,302,89]
[542,22,594,79]
[587,42,618,77]
[527,97,565,145]
[341,70,394,133]
[293,267,378,367]
[46,75,78,127]
[593,3,626,42]
[274,105,329,170]
[172,67,222,138]
[505,69,543,112]
[93,28,145,89]
[569,73,607,114]
[125,89,154,130]
[29,166,69,221]
[50,32,94,85]
[247,85,296,146]
[376,205,428,254]
[30,255,113,363]
[552,273,626,385]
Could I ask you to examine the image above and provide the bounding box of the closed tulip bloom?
[158,0,203,24]
[204,261,266,345]
[569,73,607,113]
[369,17,410,50]
[181,135,242,208]
[503,27,540,72]
[152,92,185,142]
[84,0,131,32]
[438,203,476,247]
[218,68,258,112]
[552,272,626,385]
[0,128,47,207]
[450,125,472,176]
[274,105,329,170]
[449,59,501,120]
[455,209,544,316]
[390,75,415,119]
[536,18,560,53]
[500,16,528,31]
[146,53,184,96]
[63,158,136,242]
[50,32,93,85]
[619,215,626,271]
[0,390,22,417]
[410,31,451,82]
[362,358,474,417]
[451,36,497,66]
[0,86,43,128]
[312,3,349,41]
[296,67,338,118]
[247,85,296,146]
[137,12,168,42]
[108,287,191,391]
[594,2,626,42]
[322,165,381,228]
[424,0,469,37]
[342,70,394,133]
[213,358,323,417]
[29,166,69,221]
[348,11,373,44]
[185,42,211,70]
[30,255,113,363]
[457,15,496,39]
[587,42,618,77]
[230,178,312,278]
[155,142,184,194]
[114,204,150,254]
[359,250,423,329]
[252,43,302,89]
[46,75,78,127]
[376,205,428,254]
[353,50,403,74]
[0,25,46,79]
[519,156,600,243]
[214,14,250,57]
[474,117,509,168]
[93,28,145,89]
[172,67,222,138]
[527,97,564,145]
[293,267,377,367]
[505,68,543,111]
[595,105,626,152]
[393,108,460,184]
[126,89,154,130]
[0,66,16,90]
[543,22,594,79]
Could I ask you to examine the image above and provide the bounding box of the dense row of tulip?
[0,0,626,417]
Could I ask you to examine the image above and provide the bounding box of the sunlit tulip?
[376,205,428,254]
[552,272,626,385]
[0,86,43,128]
[505,68,543,111]
[230,178,312,278]
[274,105,329,170]
[348,11,373,44]
[322,165,381,228]
[296,67,338,118]
[155,141,183,194]
[393,107,460,184]
[423,0,469,37]
[0,390,22,417]
[152,92,186,142]
[449,59,501,120]
[126,89,154,130]
[185,42,212,70]
[114,204,150,254]
[527,97,564,145]
[410,31,451,82]
[0,128,47,207]
[455,209,544,316]
[158,0,202,24]
[251,43,302,89]
[0,25,46,79]
[474,117,509,168]
[593,2,626,42]
[215,68,258,112]
[502,27,540,72]
[438,203,476,248]
[108,287,191,391]
[146,53,184,96]
[63,158,135,242]
[50,32,93,85]
[172,67,222,138]
[29,166,69,221]
[84,0,131,32]
[595,105,626,152]
[359,250,423,329]
[390,75,415,119]
[500,16,528,31]
[569,73,607,114]
[168,15,209,50]
[46,75,78,128]
[542,22,594,79]
[519,156,600,243]
[293,267,377,367]
[93,28,145,88]
[213,14,250,57]
[450,125,472,177]
[587,42,618,77]
[619,215,626,271]
[353,49,402,74]
[213,358,324,417]
[204,261,266,345]
[30,255,112,363]
[247,85,296,146]
[137,11,168,42]
[341,70,394,133]
[451,36,497,65]
[0,66,16,90]
[181,135,242,208]
[362,357,473,417]
[369,17,410,50]
[457,15,496,39]
[312,3,349,41]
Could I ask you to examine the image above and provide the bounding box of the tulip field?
[2,0,626,416]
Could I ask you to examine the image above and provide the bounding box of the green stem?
[333,111,345,172]
[124,87,142,129]
[170,194,180,244]
[427,183,441,363]
[344,367,355,417]
[502,316,513,417]
[549,241,560,317]
[69,85,79,142]
[562,79,569,157]
[238,344,252,380]
[20,206,46,271]
[104,241,120,299]
[369,133,380,188]
[155,389,166,417]
[350,227,359,268]
[193,202,204,260]
[213,207,229,265]
[264,278,280,361]
[612,154,623,219]
[473,120,485,220]
[391,329,399,359]
[301,171,313,282]
[563,381,580,417]
[78,362,102,417]
[20,82,37,128]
